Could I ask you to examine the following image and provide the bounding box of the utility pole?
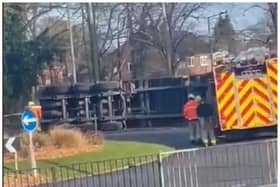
[67,3,77,83]
[162,3,173,76]
[208,17,213,72]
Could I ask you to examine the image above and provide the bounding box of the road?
[105,126,195,149]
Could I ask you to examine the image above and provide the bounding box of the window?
[127,62,131,73]
[187,57,194,67]
[200,55,209,66]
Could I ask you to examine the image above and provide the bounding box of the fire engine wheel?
[99,121,123,131]
[224,131,247,142]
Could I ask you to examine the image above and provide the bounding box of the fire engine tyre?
[224,131,247,142]
[42,110,63,118]
[40,101,62,109]
[99,121,123,131]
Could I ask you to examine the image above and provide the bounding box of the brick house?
[175,51,229,77]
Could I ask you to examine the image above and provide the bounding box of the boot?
[202,139,208,147]
[210,139,217,146]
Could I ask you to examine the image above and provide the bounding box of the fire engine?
[213,50,277,139]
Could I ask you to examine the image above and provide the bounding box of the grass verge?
[4,140,173,183]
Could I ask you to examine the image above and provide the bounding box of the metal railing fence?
[4,139,277,187]
[159,139,277,187]
[4,154,160,187]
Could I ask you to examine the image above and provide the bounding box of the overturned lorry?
[38,76,210,131]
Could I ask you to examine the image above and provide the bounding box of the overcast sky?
[193,3,267,34]
[43,2,268,36]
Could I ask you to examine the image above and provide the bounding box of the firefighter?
[27,101,42,131]
[196,96,216,146]
[183,93,200,144]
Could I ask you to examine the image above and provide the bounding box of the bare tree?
[128,3,204,75]
[243,3,277,46]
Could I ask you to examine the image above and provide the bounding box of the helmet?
[195,95,202,101]
[188,94,195,99]
[28,101,35,106]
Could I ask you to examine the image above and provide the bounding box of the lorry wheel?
[40,101,62,109]
[73,83,94,93]
[99,121,122,131]
[92,82,120,92]
[50,85,72,94]
[42,110,63,118]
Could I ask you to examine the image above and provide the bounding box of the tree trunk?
[162,3,173,76]
[86,3,95,81]
[91,3,100,81]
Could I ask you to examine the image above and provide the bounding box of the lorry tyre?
[51,85,72,94]
[40,100,62,109]
[91,82,120,92]
[99,121,122,131]
[42,110,63,118]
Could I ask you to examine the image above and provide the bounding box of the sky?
[193,3,267,34]
[39,2,269,39]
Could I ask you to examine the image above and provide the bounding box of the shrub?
[19,132,51,157]
[84,131,104,145]
[49,127,88,148]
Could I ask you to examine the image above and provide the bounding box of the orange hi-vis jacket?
[30,105,42,121]
[183,100,199,120]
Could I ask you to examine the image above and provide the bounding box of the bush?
[84,131,104,145]
[19,132,51,157]
[49,127,88,148]
[18,127,103,158]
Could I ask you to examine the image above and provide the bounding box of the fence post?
[266,142,273,184]
[158,153,164,187]
[51,167,57,187]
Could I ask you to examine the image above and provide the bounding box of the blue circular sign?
[21,110,38,132]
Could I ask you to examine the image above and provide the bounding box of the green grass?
[4,140,173,174]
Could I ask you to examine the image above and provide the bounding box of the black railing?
[4,154,161,187]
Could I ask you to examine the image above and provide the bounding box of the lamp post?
[207,11,227,72]
[67,3,77,83]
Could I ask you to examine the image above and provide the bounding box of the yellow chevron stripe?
[254,79,269,96]
[255,97,270,110]
[224,102,235,116]
[239,95,253,113]
[241,108,255,123]
[237,81,252,101]
[225,114,238,130]
[249,117,260,128]
[219,91,234,111]
[237,80,255,125]
[216,74,234,98]
[255,106,270,118]
[270,82,277,94]
[253,82,270,111]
